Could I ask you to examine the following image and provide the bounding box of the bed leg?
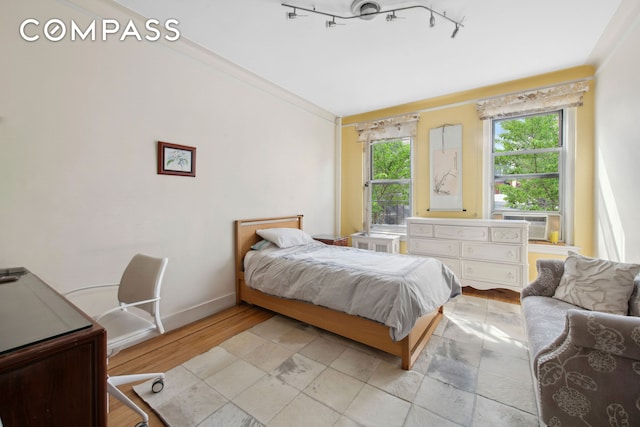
[402,309,444,370]
[401,342,412,370]
[401,357,411,370]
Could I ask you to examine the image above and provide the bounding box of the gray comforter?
[244,241,461,341]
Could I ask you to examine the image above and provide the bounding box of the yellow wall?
[341,66,596,278]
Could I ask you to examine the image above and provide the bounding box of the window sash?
[491,111,563,215]
[370,181,411,227]
[365,137,413,232]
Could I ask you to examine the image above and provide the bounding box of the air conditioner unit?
[503,214,548,240]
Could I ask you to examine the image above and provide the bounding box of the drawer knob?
[506,272,514,279]
[507,250,515,258]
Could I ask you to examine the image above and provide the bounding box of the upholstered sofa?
[521,253,640,427]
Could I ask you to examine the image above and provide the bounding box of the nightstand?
[313,234,349,246]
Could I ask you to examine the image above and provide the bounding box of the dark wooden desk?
[0,269,107,427]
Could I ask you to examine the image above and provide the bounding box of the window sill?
[529,242,580,256]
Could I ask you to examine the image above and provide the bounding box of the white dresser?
[407,217,529,292]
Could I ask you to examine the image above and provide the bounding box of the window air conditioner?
[503,214,549,240]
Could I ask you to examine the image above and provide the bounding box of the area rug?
[134,295,539,427]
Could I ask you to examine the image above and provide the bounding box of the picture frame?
[157,141,196,177]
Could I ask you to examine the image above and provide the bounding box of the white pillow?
[553,252,640,315]
[256,228,313,248]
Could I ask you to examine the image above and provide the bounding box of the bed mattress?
[244,241,461,341]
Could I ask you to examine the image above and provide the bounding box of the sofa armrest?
[534,305,640,368]
[535,309,640,425]
[521,258,564,299]
[563,309,640,360]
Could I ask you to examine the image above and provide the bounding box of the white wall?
[0,0,337,329]
[593,5,640,263]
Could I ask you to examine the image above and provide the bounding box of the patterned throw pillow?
[553,252,640,315]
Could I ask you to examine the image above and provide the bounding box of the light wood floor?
[107,304,274,426]
[107,288,519,426]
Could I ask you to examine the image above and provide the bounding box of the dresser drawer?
[461,260,523,287]
[409,239,460,258]
[408,238,459,257]
[462,242,523,263]
[408,223,433,237]
[435,257,461,278]
[434,225,489,241]
[490,227,527,244]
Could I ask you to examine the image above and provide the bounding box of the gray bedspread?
[244,241,461,341]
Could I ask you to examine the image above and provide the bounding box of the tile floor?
[134,295,540,427]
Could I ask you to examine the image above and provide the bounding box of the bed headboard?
[234,215,304,278]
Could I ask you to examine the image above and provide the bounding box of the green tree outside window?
[493,112,561,211]
[370,138,411,226]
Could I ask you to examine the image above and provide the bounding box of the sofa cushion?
[521,295,585,359]
[552,252,640,315]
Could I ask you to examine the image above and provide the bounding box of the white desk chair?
[66,254,168,427]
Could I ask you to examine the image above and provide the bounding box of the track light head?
[286,7,307,19]
[451,23,459,38]
[326,17,337,28]
[386,12,397,22]
[429,10,435,27]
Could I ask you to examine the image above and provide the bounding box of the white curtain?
[476,81,590,120]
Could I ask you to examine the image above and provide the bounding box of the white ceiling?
[114,0,622,117]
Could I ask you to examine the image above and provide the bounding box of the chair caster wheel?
[134,422,148,427]
[152,378,164,393]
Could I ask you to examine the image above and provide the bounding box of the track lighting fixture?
[282,1,464,37]
[356,1,381,20]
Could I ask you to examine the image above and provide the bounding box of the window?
[491,110,565,240]
[365,137,412,233]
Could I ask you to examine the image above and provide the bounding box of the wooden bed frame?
[234,215,443,370]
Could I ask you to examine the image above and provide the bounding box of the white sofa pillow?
[553,252,640,315]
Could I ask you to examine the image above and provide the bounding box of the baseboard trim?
[162,293,236,331]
